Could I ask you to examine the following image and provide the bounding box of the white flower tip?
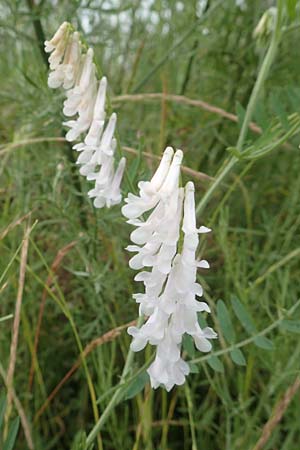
[100,76,107,86]
[110,112,117,122]
[164,146,174,158]
[73,31,80,41]
[185,181,195,192]
[119,157,126,169]
[198,226,211,234]
[198,259,210,269]
[174,149,183,163]
[87,48,94,58]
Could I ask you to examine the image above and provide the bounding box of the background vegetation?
[1,0,300,449]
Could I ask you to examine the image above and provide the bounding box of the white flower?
[47,32,82,90]
[122,146,176,219]
[74,112,117,176]
[63,48,97,141]
[45,23,126,209]
[126,167,217,391]
[44,22,69,53]
[123,148,184,316]
[88,156,126,208]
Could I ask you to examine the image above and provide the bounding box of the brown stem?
[251,376,300,450]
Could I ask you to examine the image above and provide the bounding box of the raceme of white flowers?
[122,147,217,391]
[44,22,126,208]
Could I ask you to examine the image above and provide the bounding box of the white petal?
[197,259,210,269]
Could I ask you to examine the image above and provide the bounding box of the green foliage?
[0,395,20,450]
[206,355,224,373]
[231,296,257,335]
[216,299,236,344]
[123,371,149,400]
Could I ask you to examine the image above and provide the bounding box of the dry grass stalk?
[252,376,300,450]
[4,224,31,438]
[28,240,78,390]
[34,319,136,421]
[0,211,32,241]
[112,93,262,135]
[0,363,34,449]
[0,137,213,183]
[123,146,213,182]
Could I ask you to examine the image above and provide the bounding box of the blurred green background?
[1,0,300,449]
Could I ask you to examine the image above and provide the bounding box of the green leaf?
[230,348,246,366]
[0,394,6,430]
[240,113,300,160]
[254,336,274,350]
[124,371,149,400]
[226,147,243,159]
[236,101,246,130]
[189,362,199,373]
[217,299,236,344]
[254,100,268,130]
[231,296,257,335]
[198,314,208,329]
[270,93,289,130]
[3,417,20,450]
[71,431,87,450]
[280,319,300,334]
[286,0,297,20]
[183,335,195,358]
[207,355,224,373]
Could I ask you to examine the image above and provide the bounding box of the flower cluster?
[44,22,125,208]
[122,148,217,391]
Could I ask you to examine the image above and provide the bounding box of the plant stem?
[196,0,284,216]
[184,382,198,450]
[86,316,144,448]
[191,297,300,365]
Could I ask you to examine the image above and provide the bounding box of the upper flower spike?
[44,23,126,209]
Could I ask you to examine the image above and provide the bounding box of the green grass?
[1,0,300,449]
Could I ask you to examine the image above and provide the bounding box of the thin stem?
[196,0,284,215]
[191,298,300,365]
[236,8,282,151]
[184,382,198,450]
[4,225,31,439]
[86,316,144,448]
[196,157,237,215]
[25,0,48,66]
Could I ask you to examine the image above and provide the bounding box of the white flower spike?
[124,150,217,391]
[44,23,126,209]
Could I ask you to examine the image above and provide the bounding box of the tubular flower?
[123,150,217,391]
[44,22,126,208]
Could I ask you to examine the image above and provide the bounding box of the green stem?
[86,316,144,448]
[196,157,237,215]
[191,297,300,365]
[236,12,282,151]
[196,0,283,216]
[184,382,198,450]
